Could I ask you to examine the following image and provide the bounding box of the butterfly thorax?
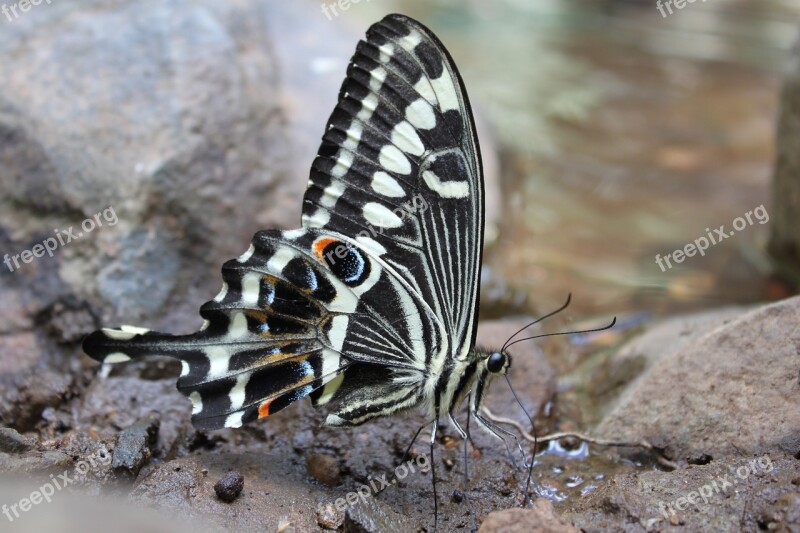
[432,348,510,420]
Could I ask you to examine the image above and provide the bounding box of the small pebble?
[214,471,244,503]
[316,503,343,530]
[306,453,340,486]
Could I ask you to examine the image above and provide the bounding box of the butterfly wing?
[83,14,483,430]
[302,14,484,381]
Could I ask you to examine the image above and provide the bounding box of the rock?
[307,453,341,487]
[479,500,579,533]
[343,496,419,533]
[0,356,73,432]
[213,470,244,503]
[565,453,799,533]
[112,413,160,477]
[317,502,344,530]
[0,0,295,333]
[588,306,747,399]
[0,450,73,475]
[0,427,35,453]
[760,491,800,532]
[596,296,800,462]
[130,453,331,532]
[79,377,192,458]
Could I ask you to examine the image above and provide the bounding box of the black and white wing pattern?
[82,14,484,431]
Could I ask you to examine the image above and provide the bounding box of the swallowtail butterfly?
[84,13,527,525]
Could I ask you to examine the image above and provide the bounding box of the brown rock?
[596,296,800,462]
[479,500,579,533]
[307,453,341,487]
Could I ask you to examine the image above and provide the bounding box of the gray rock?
[79,377,191,458]
[596,296,800,462]
[566,453,799,533]
[0,427,35,453]
[112,413,160,477]
[0,449,72,475]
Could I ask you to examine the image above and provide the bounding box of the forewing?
[302,14,484,373]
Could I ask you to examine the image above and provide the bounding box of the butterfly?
[84,13,532,526]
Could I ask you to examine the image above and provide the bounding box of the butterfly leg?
[399,421,430,467]
[430,418,439,531]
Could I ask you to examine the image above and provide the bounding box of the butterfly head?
[484,350,511,375]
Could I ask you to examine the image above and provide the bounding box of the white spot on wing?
[422,170,469,198]
[103,352,131,363]
[414,78,436,105]
[283,229,306,240]
[321,179,346,207]
[225,412,244,428]
[363,202,403,228]
[343,122,362,151]
[328,316,349,351]
[229,312,248,339]
[369,67,387,92]
[357,93,378,121]
[406,98,436,130]
[331,151,354,178]
[378,144,411,175]
[103,325,151,340]
[229,373,250,410]
[267,246,296,274]
[355,236,387,257]
[391,121,424,156]
[379,43,394,62]
[189,391,203,415]
[430,71,460,112]
[181,361,190,377]
[371,171,405,198]
[213,282,228,303]
[206,346,230,379]
[398,30,422,51]
[241,273,261,306]
[304,208,331,227]
[237,244,255,263]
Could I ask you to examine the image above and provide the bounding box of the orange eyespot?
[313,237,339,262]
[258,398,274,419]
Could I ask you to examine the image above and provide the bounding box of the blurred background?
[342,0,800,320]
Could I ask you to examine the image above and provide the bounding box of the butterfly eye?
[486,352,506,373]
